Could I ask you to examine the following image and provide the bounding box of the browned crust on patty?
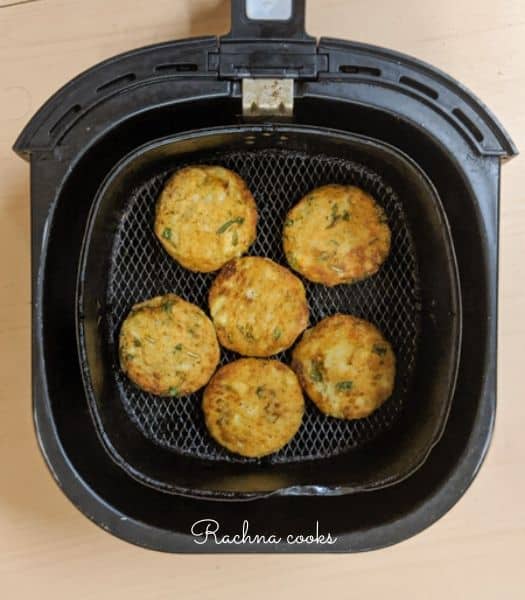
[154,165,258,272]
[209,256,310,357]
[119,294,220,396]
[283,185,391,286]
[291,314,396,419]
[203,358,304,457]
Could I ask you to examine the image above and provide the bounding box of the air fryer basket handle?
[218,0,320,79]
[226,0,313,41]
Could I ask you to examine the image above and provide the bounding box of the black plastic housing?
[15,0,517,551]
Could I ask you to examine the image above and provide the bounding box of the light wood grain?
[0,1,524,598]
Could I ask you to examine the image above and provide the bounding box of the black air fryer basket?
[16,0,517,552]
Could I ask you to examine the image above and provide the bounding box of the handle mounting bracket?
[213,0,327,80]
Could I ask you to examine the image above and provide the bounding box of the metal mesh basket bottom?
[106,149,420,464]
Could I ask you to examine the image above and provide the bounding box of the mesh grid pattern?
[106,150,420,464]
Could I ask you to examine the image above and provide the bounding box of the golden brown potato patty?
[209,256,309,357]
[154,166,258,272]
[283,185,391,286]
[203,358,304,458]
[292,314,395,419]
[119,294,220,397]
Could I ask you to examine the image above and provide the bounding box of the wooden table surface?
[1,0,524,597]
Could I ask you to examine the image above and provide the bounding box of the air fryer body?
[16,0,516,551]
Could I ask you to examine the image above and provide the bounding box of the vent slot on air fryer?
[339,65,382,76]
[453,108,484,142]
[155,63,199,73]
[49,105,81,138]
[399,76,439,100]
[96,73,137,93]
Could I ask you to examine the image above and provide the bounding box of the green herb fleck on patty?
[335,381,353,392]
[133,338,142,347]
[287,253,299,269]
[174,343,183,352]
[284,218,294,227]
[310,359,324,383]
[237,324,256,342]
[273,327,282,341]
[217,217,244,234]
[372,344,387,356]
[327,204,351,229]
[163,300,174,313]
[162,227,172,240]
[378,210,388,224]
[326,204,339,229]
[168,387,179,397]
